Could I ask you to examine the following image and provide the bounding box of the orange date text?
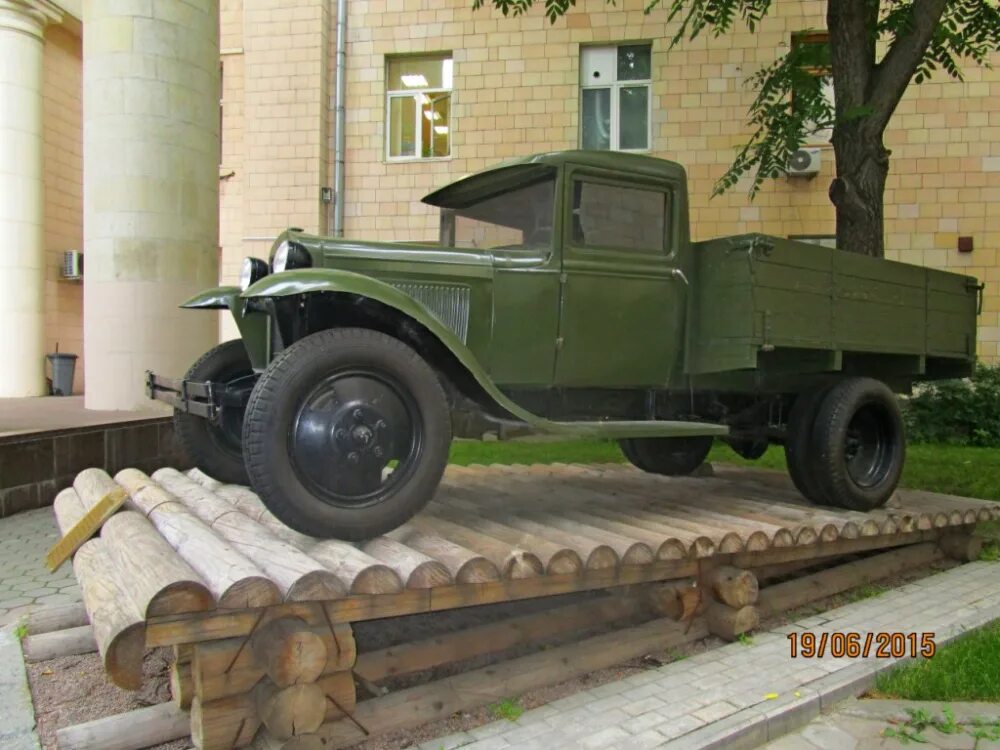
[787,631,936,659]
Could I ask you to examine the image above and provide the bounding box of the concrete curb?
[660,601,1000,750]
[0,626,41,750]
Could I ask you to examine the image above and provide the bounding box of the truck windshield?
[439,176,555,252]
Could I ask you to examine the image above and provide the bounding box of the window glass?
[388,96,416,157]
[618,86,649,150]
[617,45,651,81]
[572,180,668,252]
[448,177,556,251]
[387,54,452,159]
[579,43,652,151]
[581,88,611,150]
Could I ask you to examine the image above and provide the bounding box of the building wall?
[42,24,83,393]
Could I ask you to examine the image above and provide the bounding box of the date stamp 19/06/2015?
[788,632,937,659]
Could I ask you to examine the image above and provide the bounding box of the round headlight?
[271,240,312,273]
[272,241,290,273]
[240,257,269,291]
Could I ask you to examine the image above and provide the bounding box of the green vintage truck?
[148,151,980,540]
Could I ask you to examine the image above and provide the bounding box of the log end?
[405,561,453,589]
[502,551,544,580]
[286,571,348,603]
[219,577,283,610]
[146,580,216,618]
[106,622,146,691]
[584,545,619,571]
[546,550,583,576]
[455,557,502,584]
[718,533,744,554]
[348,565,404,596]
[621,543,655,567]
[655,539,688,562]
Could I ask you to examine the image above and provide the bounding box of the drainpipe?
[333,0,347,237]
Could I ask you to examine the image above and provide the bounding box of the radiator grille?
[393,283,471,342]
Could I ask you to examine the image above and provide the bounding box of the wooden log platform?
[49,461,995,749]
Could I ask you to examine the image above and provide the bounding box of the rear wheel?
[618,436,713,476]
[173,340,253,484]
[810,378,905,511]
[243,328,451,540]
[784,384,833,503]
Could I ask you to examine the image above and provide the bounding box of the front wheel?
[810,377,905,511]
[242,328,452,540]
[618,436,713,476]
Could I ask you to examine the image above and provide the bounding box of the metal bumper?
[146,372,217,420]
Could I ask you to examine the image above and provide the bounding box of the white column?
[83,2,221,410]
[0,1,61,397]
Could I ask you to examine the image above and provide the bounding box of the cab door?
[553,167,684,387]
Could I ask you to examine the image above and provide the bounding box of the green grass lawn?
[449,439,1000,502]
[873,622,1000,702]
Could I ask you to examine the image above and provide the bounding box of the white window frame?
[385,56,453,162]
[579,44,653,153]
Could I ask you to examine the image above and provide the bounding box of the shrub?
[903,364,1000,446]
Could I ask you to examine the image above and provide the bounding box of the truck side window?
[571,180,669,253]
[451,177,555,251]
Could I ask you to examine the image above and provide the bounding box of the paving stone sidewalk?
[0,508,81,625]
[420,562,1000,750]
[767,699,1000,749]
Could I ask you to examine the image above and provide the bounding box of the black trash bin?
[47,353,78,396]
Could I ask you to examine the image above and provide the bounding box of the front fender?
[180,286,241,309]
[240,269,726,438]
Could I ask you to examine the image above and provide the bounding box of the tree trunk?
[829,122,889,258]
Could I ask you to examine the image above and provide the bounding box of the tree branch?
[869,0,949,131]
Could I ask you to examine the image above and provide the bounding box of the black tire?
[784,384,833,503]
[174,340,253,484]
[243,328,452,540]
[810,377,905,511]
[618,436,713,476]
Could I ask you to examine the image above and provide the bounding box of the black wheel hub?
[291,370,421,506]
[844,404,891,489]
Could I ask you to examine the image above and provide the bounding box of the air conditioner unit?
[61,251,83,281]
[787,148,821,177]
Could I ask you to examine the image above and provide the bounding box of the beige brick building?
[10,0,1000,397]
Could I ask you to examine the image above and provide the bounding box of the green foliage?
[736,632,754,646]
[904,364,1000,446]
[842,582,887,602]
[882,706,1000,745]
[876,622,1000,701]
[12,622,27,641]
[489,697,525,721]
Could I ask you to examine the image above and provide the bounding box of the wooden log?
[360,537,453,588]
[188,467,224,491]
[312,614,710,748]
[115,469,281,609]
[644,583,685,620]
[100,511,214,617]
[407,513,544,579]
[53,487,88,533]
[144,559,703,647]
[708,566,759,608]
[562,502,716,558]
[427,498,584,574]
[252,735,326,750]
[938,532,983,562]
[195,673,354,748]
[256,682,327,739]
[55,702,190,750]
[705,601,758,640]
[152,469,347,602]
[72,539,146,690]
[251,618,329,688]
[386,526,501,583]
[23,624,96,661]
[171,660,194,709]
[194,622,355,702]
[73,468,121,510]
[25,601,89,635]
[354,591,643,683]
[210,484,404,596]
[757,542,944,618]
[191,692,260,749]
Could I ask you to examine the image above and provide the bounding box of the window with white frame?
[579,44,652,152]
[386,54,452,160]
